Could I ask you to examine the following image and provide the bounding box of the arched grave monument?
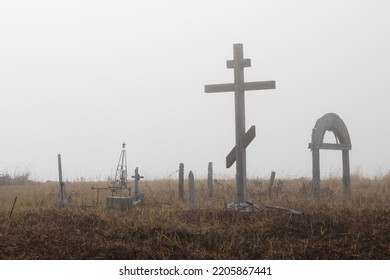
[308,113,352,198]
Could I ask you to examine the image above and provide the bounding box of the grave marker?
[205,43,276,205]
[105,143,132,210]
[208,162,213,198]
[188,171,196,209]
[308,113,352,198]
[57,154,67,205]
[131,167,144,201]
[268,171,276,196]
[178,163,184,200]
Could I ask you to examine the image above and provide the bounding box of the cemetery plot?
[0,176,389,260]
[0,43,387,260]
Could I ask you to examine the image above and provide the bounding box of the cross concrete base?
[226,200,259,212]
[133,193,145,206]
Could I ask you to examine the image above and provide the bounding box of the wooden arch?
[308,113,352,197]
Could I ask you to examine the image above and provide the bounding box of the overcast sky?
[1,0,389,181]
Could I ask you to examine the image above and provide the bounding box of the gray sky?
[1,0,390,181]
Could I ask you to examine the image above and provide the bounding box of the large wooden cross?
[205,43,276,204]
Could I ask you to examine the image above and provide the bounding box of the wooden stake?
[9,196,17,219]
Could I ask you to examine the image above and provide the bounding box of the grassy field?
[0,175,389,259]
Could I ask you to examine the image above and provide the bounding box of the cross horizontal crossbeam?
[205,81,275,93]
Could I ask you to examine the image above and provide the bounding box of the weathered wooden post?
[342,150,351,197]
[9,197,17,220]
[57,154,67,205]
[131,167,144,201]
[312,148,321,198]
[208,162,213,198]
[188,171,196,209]
[205,43,276,210]
[268,171,276,196]
[178,163,184,200]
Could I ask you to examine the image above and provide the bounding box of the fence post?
[178,163,184,200]
[189,171,196,209]
[208,162,213,198]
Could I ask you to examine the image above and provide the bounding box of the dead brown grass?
[0,175,389,259]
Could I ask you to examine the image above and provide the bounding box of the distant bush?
[0,171,32,186]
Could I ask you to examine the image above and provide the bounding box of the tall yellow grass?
[1,174,389,259]
[1,174,389,213]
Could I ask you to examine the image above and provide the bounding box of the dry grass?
[0,175,389,259]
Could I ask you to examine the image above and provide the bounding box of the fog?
[1,0,390,181]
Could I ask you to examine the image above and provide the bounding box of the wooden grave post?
[57,154,67,205]
[188,171,196,209]
[208,162,213,198]
[178,163,184,200]
[205,43,276,205]
[268,171,276,197]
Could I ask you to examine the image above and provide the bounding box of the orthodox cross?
[205,43,276,204]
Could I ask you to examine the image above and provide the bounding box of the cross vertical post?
[205,43,276,206]
[231,44,248,203]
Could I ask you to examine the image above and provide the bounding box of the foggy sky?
[1,0,390,181]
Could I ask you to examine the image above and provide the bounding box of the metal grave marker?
[131,167,144,202]
[205,43,276,206]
